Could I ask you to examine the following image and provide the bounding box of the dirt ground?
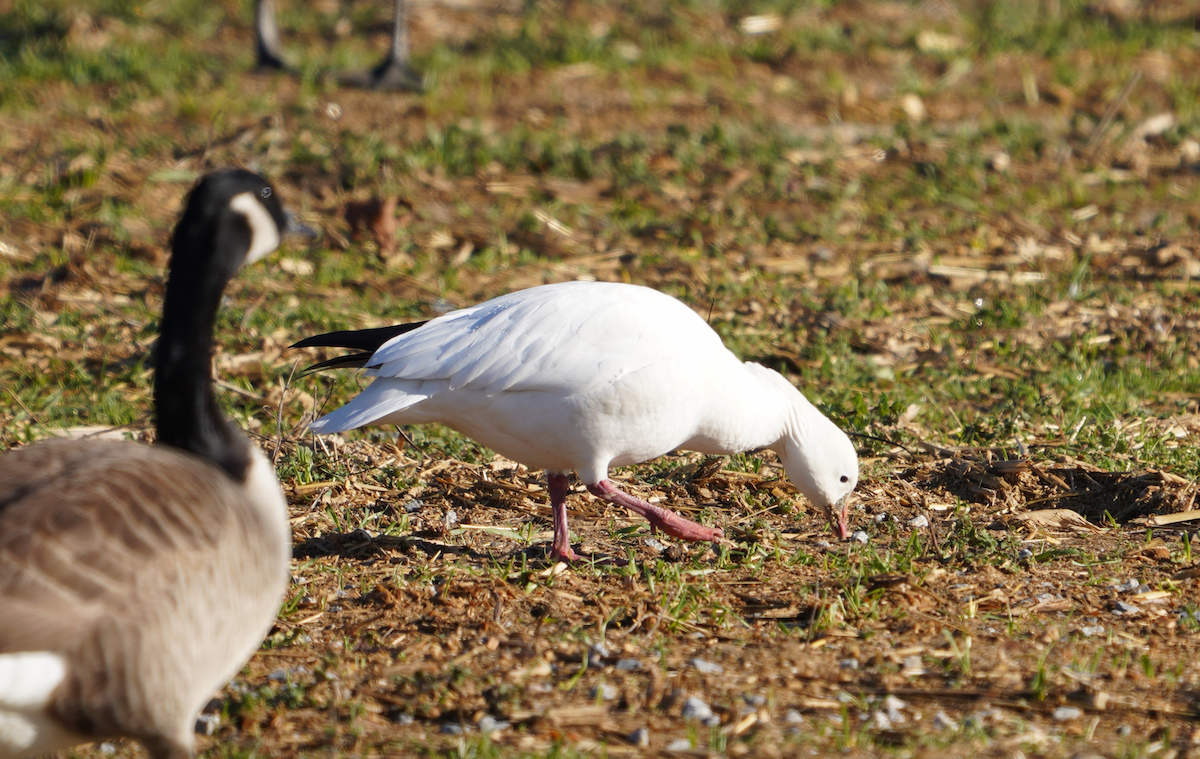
[196,434,1198,758]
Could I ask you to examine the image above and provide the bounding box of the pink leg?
[547,472,580,562]
[586,480,724,544]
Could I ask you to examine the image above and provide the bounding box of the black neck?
[153,208,252,482]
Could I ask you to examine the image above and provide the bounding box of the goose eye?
[840,475,849,483]
[260,187,272,199]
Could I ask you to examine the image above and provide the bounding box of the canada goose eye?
[840,475,849,483]
[260,187,272,199]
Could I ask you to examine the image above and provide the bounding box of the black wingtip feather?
[298,352,377,377]
[290,321,429,352]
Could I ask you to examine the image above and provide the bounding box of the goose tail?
[307,379,428,434]
[297,352,375,376]
[292,321,428,376]
[290,322,427,352]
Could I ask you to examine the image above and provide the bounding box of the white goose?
[295,281,859,562]
[0,170,299,759]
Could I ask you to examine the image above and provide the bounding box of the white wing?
[363,281,726,397]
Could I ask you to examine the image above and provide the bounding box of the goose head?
[169,168,307,276]
[777,409,859,539]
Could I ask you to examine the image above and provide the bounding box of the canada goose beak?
[284,211,318,240]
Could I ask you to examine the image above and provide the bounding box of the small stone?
[1017,548,1034,560]
[1115,578,1140,593]
[402,499,423,513]
[988,151,1012,172]
[644,538,666,552]
[267,668,289,683]
[902,655,925,676]
[742,693,766,707]
[445,510,458,526]
[1079,625,1105,637]
[393,714,414,725]
[838,658,859,670]
[882,695,906,723]
[689,658,723,674]
[592,683,618,701]
[1181,138,1200,163]
[478,715,510,733]
[97,744,117,756]
[1086,691,1111,710]
[875,513,888,522]
[616,658,641,671]
[900,93,926,122]
[1117,725,1132,737]
[908,515,929,529]
[851,530,869,543]
[439,723,464,735]
[784,709,804,725]
[628,727,650,747]
[933,710,957,730]
[588,642,610,665]
[194,714,219,736]
[681,696,713,722]
[1112,601,1140,615]
[666,738,692,752]
[1053,706,1083,721]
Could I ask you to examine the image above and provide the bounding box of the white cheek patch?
[229,191,282,265]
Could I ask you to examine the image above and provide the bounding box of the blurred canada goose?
[293,281,859,562]
[255,0,423,91]
[0,169,300,759]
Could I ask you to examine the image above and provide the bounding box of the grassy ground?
[2,0,1200,756]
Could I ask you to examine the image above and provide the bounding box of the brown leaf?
[1010,509,1104,533]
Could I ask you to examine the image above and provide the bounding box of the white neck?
[682,361,807,456]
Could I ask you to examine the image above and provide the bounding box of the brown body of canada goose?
[0,169,298,759]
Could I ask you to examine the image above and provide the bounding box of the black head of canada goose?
[0,169,301,759]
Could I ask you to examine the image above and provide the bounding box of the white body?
[311,281,858,514]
